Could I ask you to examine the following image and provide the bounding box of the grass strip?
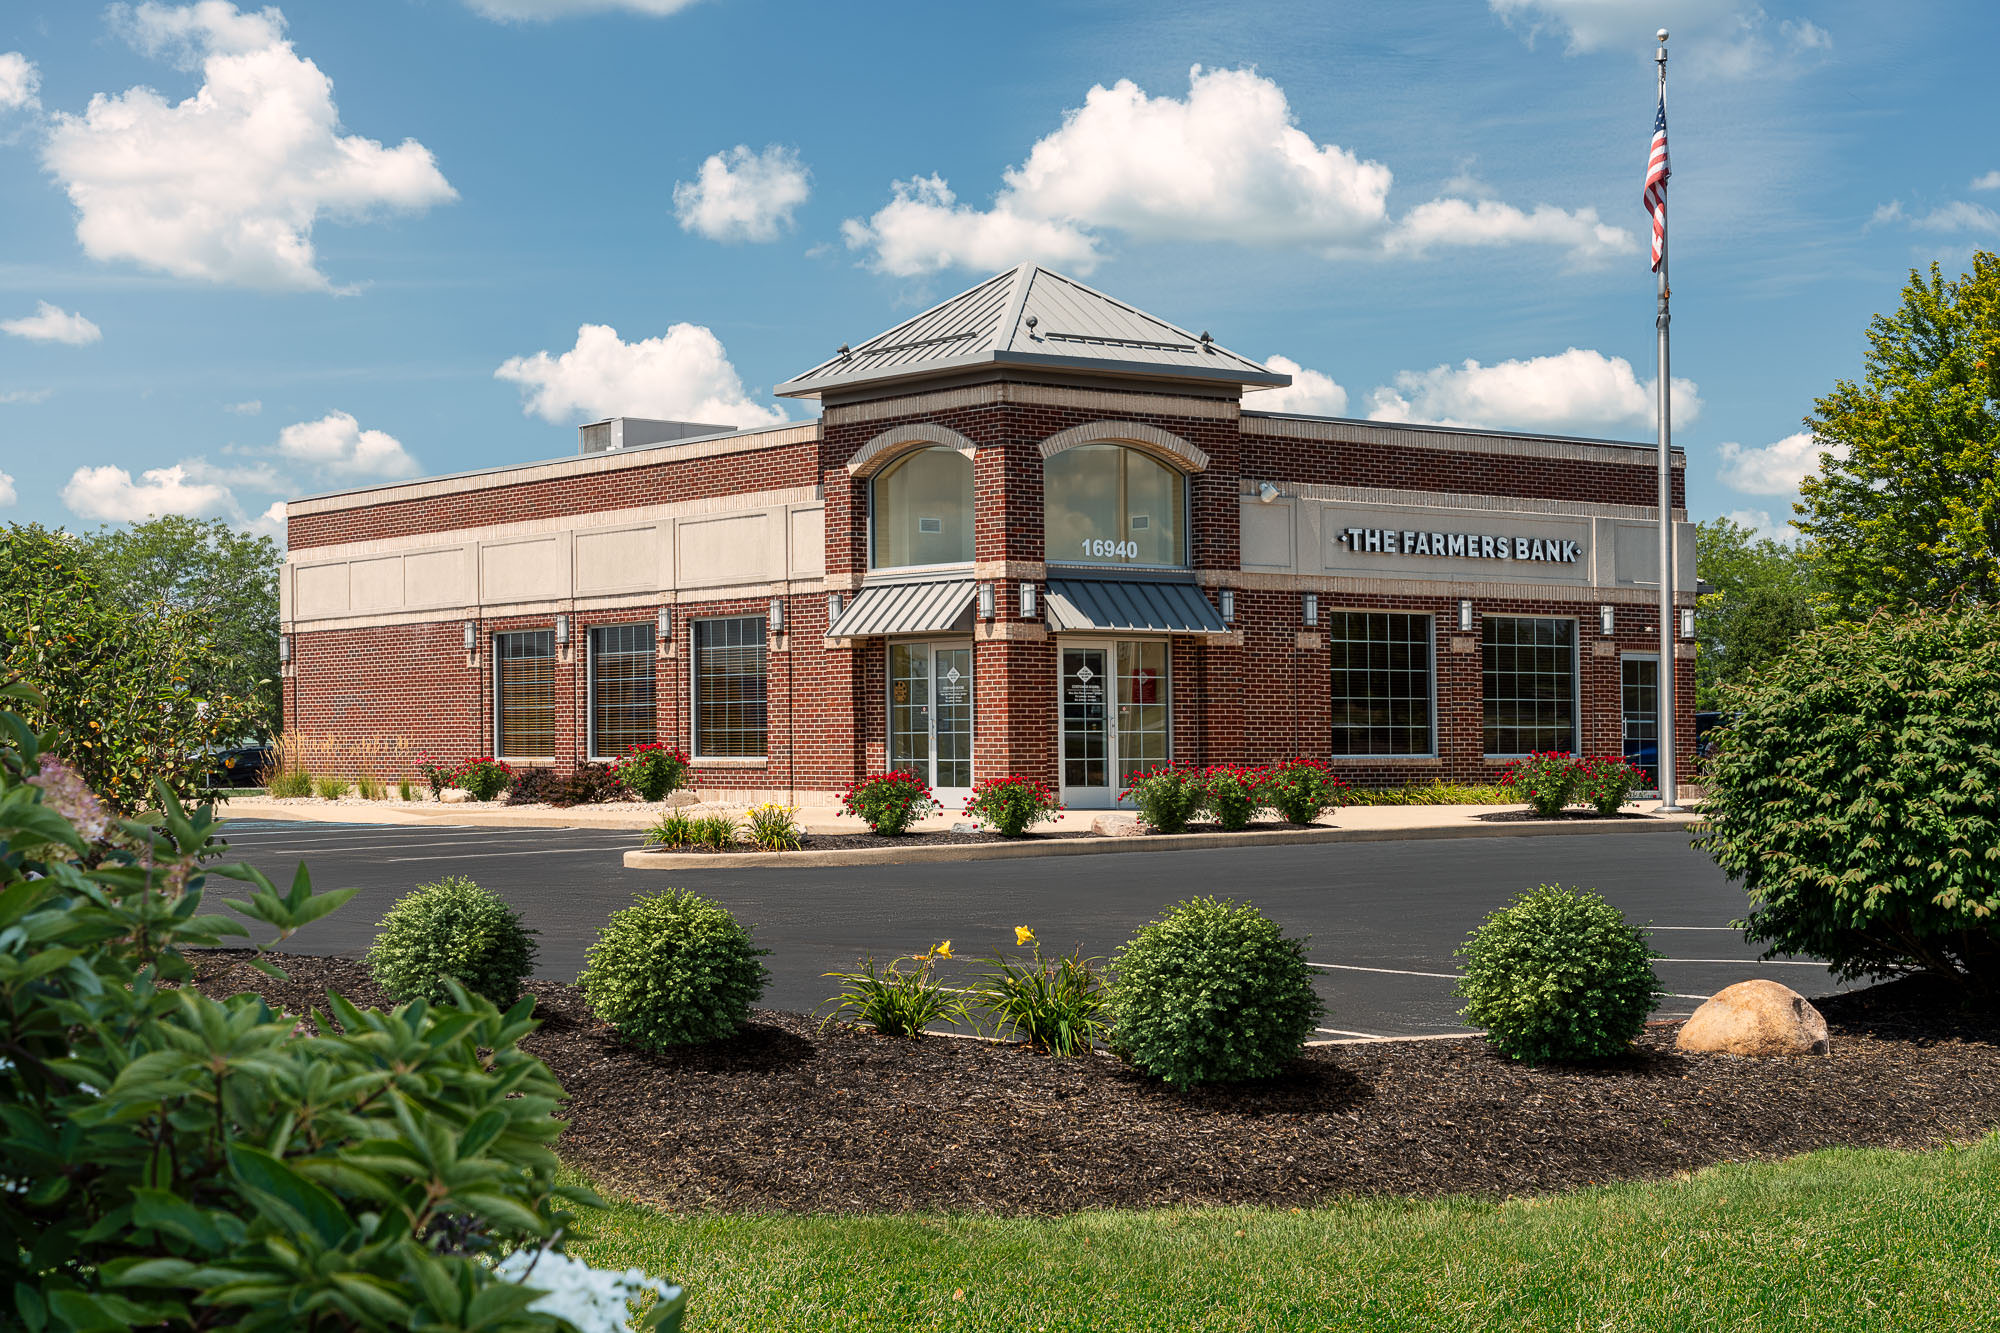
[565,1135,2000,1332]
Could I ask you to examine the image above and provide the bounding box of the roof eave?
[777,349,1289,399]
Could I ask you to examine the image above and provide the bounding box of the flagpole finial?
[1657,29,1669,62]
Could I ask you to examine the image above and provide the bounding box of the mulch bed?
[647,828,1096,853]
[1471,808,1660,822]
[190,953,2000,1216]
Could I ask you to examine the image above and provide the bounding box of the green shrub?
[454,756,513,802]
[1200,763,1266,831]
[0,682,685,1332]
[691,811,739,850]
[613,742,690,802]
[963,775,1061,836]
[1454,885,1661,1062]
[820,941,966,1036]
[314,775,350,800]
[965,926,1109,1055]
[645,809,699,848]
[1109,896,1323,1087]
[355,773,386,800]
[267,768,311,798]
[1499,751,1578,817]
[1120,766,1207,834]
[1262,757,1350,823]
[397,777,415,801]
[580,889,771,1050]
[1573,756,1646,816]
[364,874,540,1007]
[745,802,803,850]
[840,769,940,834]
[1346,781,1512,806]
[416,755,453,797]
[1698,606,2000,997]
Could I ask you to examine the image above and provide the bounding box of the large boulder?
[1676,979,1830,1056]
[439,787,473,804]
[1092,814,1145,837]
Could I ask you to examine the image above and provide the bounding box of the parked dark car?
[205,743,272,788]
[1694,710,1733,764]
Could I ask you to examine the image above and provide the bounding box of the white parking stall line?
[384,844,637,863]
[225,830,629,853]
[1306,962,1462,981]
[1315,1026,1388,1039]
[1644,925,1740,931]
[1657,958,1829,967]
[1664,993,1714,1001]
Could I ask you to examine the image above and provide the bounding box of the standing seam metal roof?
[1043,578,1229,635]
[826,579,978,638]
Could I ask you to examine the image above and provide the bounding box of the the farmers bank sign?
[1335,526,1583,565]
[1317,502,1596,585]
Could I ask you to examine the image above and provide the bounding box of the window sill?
[691,756,768,768]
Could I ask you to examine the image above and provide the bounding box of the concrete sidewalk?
[219,794,1704,839]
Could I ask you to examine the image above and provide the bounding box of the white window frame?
[868,446,976,574]
[689,614,768,760]
[1041,444,1194,572]
[1480,614,1582,759]
[584,622,657,762]
[491,628,557,763]
[1325,607,1439,760]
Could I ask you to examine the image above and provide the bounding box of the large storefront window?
[1483,616,1577,756]
[494,630,555,759]
[872,446,973,568]
[693,616,767,757]
[1328,612,1434,756]
[1043,444,1185,567]
[588,623,655,759]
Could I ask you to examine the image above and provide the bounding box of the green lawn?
[566,1136,2000,1332]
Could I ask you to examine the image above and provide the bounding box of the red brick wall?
[1243,429,1688,511]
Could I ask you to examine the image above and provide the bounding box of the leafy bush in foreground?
[365,873,540,1006]
[1110,897,1322,1086]
[581,889,771,1049]
[0,682,683,1331]
[1454,885,1661,1062]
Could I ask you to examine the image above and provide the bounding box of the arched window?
[1043,444,1186,567]
[872,446,973,568]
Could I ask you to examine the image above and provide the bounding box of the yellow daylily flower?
[1014,926,1036,948]
[932,940,953,960]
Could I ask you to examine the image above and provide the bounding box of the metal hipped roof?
[827,579,978,639]
[1043,578,1229,635]
[776,264,1290,398]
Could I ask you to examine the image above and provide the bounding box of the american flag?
[1644,96,1670,271]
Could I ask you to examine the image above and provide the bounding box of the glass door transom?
[1060,640,1169,807]
[890,642,973,803]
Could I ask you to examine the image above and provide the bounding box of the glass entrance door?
[1061,640,1171,807]
[890,641,974,804]
[1621,654,1660,788]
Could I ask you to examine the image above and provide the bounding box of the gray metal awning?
[1043,579,1229,635]
[827,579,977,638]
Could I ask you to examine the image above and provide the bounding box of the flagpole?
[1653,27,1683,811]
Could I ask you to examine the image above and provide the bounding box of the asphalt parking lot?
[212,819,1850,1039]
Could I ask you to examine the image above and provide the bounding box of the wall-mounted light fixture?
[827,592,844,623]
[1219,589,1236,624]
[278,634,291,665]
[1458,599,1474,633]
[656,607,672,643]
[1257,481,1281,504]
[1599,605,1615,636]
[1302,593,1318,627]
[978,582,996,619]
[1680,608,1695,639]
[463,620,477,653]
[555,614,569,647]
[768,596,785,632]
[1019,582,1037,618]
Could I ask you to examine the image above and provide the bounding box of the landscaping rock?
[439,787,473,804]
[665,790,702,809]
[1092,814,1144,837]
[950,821,980,833]
[1677,979,1830,1056]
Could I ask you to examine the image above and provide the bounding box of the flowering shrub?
[819,940,967,1036]
[1200,763,1268,831]
[613,742,690,802]
[963,775,1062,837]
[416,754,454,798]
[454,756,514,802]
[1499,751,1578,818]
[745,802,803,850]
[840,769,940,835]
[965,926,1109,1055]
[1120,765,1207,833]
[1572,755,1647,816]
[1262,757,1350,824]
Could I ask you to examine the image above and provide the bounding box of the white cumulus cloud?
[496,323,789,429]
[842,66,1630,277]
[1489,0,1831,75]
[41,2,455,290]
[673,144,810,243]
[0,51,39,111]
[1717,431,1844,494]
[248,499,287,540]
[273,410,420,478]
[2,301,102,345]
[1250,356,1350,416]
[1364,347,1701,437]
[225,398,262,414]
[462,0,700,18]
[1725,507,1799,543]
[1973,171,2000,192]
[62,462,236,521]
[0,471,16,507]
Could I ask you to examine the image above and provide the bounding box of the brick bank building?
[281,265,1696,807]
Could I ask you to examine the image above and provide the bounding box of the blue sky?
[0,0,1993,544]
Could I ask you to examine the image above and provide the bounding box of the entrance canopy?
[827,579,977,639]
[1044,578,1228,636]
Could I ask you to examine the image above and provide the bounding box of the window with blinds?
[494,630,556,758]
[693,616,767,757]
[589,623,656,758]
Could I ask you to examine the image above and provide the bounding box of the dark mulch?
[1472,808,1658,822]
[190,951,2000,1216]
[646,827,1096,854]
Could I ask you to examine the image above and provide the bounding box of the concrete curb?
[621,816,1702,869]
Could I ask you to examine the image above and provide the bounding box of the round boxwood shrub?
[580,889,771,1049]
[363,874,539,1007]
[1698,606,2000,998]
[1454,885,1660,1062]
[1109,896,1323,1087]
